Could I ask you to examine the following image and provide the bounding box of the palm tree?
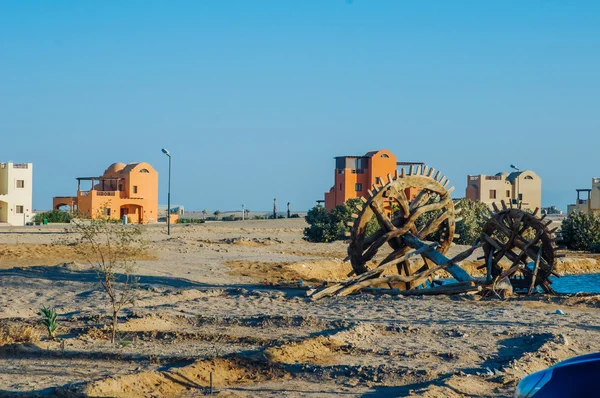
[213,210,221,220]
[202,209,207,220]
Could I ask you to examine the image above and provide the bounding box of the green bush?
[178,218,205,224]
[289,213,300,218]
[222,214,240,221]
[453,199,490,245]
[561,211,600,251]
[303,198,378,243]
[33,210,72,224]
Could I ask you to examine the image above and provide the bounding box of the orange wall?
[324,149,402,211]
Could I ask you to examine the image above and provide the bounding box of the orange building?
[53,162,158,224]
[324,149,423,210]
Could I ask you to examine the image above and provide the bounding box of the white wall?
[0,162,33,226]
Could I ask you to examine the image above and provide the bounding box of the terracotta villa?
[53,162,158,224]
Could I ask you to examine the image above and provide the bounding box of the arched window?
[524,176,533,180]
[140,169,150,173]
[380,154,389,158]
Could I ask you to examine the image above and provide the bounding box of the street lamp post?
[510,164,520,209]
[162,148,172,235]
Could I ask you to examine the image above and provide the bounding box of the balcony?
[485,176,502,180]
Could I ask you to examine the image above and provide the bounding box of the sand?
[0,219,599,397]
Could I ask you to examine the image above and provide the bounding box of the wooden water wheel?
[480,204,557,294]
[347,166,459,289]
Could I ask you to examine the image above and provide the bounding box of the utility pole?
[241,204,245,220]
[162,148,172,235]
[287,202,290,218]
[273,198,277,219]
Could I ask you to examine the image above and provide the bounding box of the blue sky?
[1,1,598,212]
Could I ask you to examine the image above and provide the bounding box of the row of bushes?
[33,210,72,224]
[303,198,495,245]
[178,214,301,223]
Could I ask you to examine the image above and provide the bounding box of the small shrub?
[40,306,58,340]
[0,325,39,345]
[289,213,301,218]
[303,198,373,242]
[454,199,490,245]
[561,212,600,251]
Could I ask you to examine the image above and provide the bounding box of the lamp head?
[510,164,519,170]
[161,148,170,156]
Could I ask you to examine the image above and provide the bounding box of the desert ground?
[1,218,599,397]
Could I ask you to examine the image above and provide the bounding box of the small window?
[518,193,523,200]
[15,205,24,214]
[105,208,111,216]
[16,180,24,188]
[140,169,150,173]
[355,183,362,192]
[339,183,342,191]
[506,190,510,197]
[133,186,138,194]
[524,176,533,180]
[380,154,389,158]
[489,190,497,199]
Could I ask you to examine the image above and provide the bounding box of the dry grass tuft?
[0,325,40,345]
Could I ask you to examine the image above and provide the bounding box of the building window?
[339,183,342,191]
[518,193,523,200]
[133,186,138,194]
[140,169,149,173]
[356,183,362,192]
[506,190,510,197]
[16,205,24,214]
[380,154,389,158]
[16,180,24,188]
[119,184,123,191]
[524,176,533,180]
[105,208,111,216]
[489,190,497,199]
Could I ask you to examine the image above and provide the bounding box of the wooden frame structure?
[310,166,559,300]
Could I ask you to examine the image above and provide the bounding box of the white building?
[0,162,33,226]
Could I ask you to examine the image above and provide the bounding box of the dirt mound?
[226,259,353,283]
[84,357,286,397]
[556,257,600,274]
[119,315,183,332]
[0,243,154,269]
[501,333,575,382]
[409,375,503,397]
[264,336,345,365]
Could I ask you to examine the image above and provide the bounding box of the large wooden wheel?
[348,166,457,289]
[481,206,556,293]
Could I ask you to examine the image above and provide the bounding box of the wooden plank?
[528,246,543,295]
